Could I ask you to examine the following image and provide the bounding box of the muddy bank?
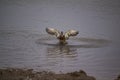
[0,68,95,80]
[114,75,120,80]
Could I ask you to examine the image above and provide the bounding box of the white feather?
[46,28,60,37]
[65,30,79,39]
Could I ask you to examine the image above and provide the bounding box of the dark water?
[0,0,120,80]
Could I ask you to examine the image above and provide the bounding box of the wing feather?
[46,28,60,37]
[65,30,79,39]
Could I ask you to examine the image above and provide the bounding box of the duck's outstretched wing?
[65,30,79,39]
[46,27,60,37]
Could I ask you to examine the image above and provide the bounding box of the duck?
[46,27,79,44]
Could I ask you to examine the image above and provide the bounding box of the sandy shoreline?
[0,68,96,80]
[0,68,119,80]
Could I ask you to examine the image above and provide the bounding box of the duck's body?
[57,32,67,44]
[46,28,79,44]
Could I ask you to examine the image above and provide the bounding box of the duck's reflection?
[45,43,78,58]
[36,37,110,57]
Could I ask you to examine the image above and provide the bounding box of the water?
[0,0,120,80]
[0,30,119,80]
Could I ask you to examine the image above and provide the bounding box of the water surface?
[0,0,120,80]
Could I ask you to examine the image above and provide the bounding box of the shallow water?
[0,30,119,80]
[0,0,120,80]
